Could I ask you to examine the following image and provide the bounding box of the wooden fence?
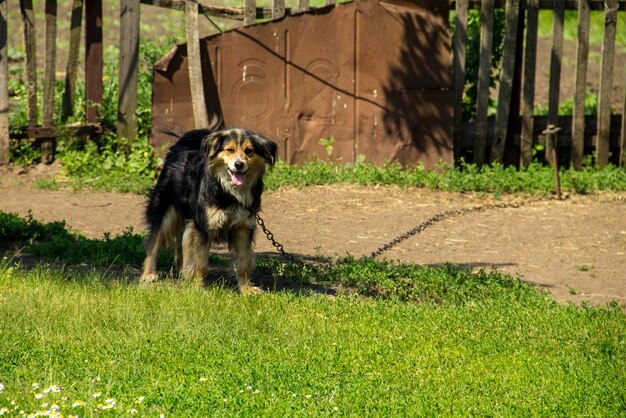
[453,0,626,168]
[0,0,625,167]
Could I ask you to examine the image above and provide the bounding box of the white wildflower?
[43,384,60,394]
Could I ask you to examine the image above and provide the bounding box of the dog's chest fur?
[205,205,255,236]
[198,176,262,243]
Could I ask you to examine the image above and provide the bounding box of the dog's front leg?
[141,231,163,283]
[231,226,261,294]
[181,221,210,285]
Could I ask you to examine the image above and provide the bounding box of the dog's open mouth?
[230,170,246,186]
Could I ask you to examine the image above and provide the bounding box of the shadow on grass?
[1,210,548,304]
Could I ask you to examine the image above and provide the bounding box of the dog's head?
[202,128,278,188]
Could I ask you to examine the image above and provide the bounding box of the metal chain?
[255,213,303,265]
[256,195,559,268]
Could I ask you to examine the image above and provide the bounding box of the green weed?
[263,159,626,194]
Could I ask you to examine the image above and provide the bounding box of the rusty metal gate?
[150,0,452,168]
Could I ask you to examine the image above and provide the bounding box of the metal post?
[543,124,562,200]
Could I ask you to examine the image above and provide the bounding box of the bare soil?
[1,164,624,306]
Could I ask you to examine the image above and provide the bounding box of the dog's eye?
[244,148,254,155]
[224,148,235,154]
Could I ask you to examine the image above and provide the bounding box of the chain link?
[256,195,559,269]
[255,213,303,265]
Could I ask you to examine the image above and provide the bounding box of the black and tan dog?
[141,128,277,294]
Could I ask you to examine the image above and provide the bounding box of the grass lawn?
[1,259,625,416]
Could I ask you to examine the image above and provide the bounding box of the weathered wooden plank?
[520,0,538,167]
[492,0,521,163]
[473,0,494,165]
[85,0,102,124]
[571,0,590,169]
[452,0,626,11]
[26,124,102,139]
[185,0,209,129]
[41,0,57,163]
[118,0,140,141]
[546,0,563,162]
[452,0,468,161]
[621,80,626,166]
[272,0,285,19]
[596,0,617,166]
[0,0,8,165]
[142,0,282,20]
[20,0,37,127]
[462,115,623,150]
[244,0,256,26]
[62,0,83,121]
[42,0,57,127]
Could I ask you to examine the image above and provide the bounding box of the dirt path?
[1,166,624,306]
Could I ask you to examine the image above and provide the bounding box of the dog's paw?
[240,285,263,295]
[140,273,159,284]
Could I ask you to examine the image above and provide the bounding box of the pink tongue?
[231,171,245,186]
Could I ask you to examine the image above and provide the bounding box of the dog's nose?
[234,160,245,171]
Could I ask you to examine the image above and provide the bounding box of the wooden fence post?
[185,0,209,129]
[272,0,285,19]
[62,0,83,121]
[492,0,520,163]
[0,0,8,165]
[244,0,256,26]
[41,0,57,163]
[20,0,37,128]
[452,0,468,161]
[571,0,590,170]
[85,0,102,124]
[298,0,309,13]
[622,71,626,167]
[118,0,140,142]
[546,0,564,163]
[473,0,494,165]
[520,0,538,167]
[596,0,617,166]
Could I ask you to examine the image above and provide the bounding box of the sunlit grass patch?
[1,263,625,416]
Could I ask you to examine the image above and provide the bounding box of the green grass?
[264,160,626,194]
[538,9,626,47]
[1,198,626,416]
[1,261,625,416]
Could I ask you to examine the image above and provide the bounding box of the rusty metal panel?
[151,0,453,167]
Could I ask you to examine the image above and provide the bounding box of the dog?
[141,127,278,294]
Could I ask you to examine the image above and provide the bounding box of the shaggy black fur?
[145,128,277,245]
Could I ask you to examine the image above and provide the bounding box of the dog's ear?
[249,132,278,167]
[200,131,225,160]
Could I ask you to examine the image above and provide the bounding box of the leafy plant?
[319,135,335,158]
[452,9,506,120]
[263,159,626,194]
[0,211,73,250]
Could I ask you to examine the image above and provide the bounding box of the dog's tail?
[156,113,224,139]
